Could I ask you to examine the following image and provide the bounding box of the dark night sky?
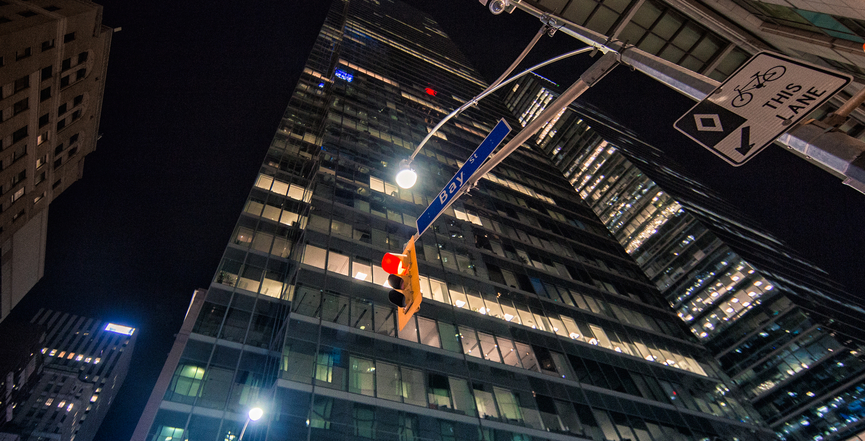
[4,1,863,440]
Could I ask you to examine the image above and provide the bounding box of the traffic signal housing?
[381,237,422,331]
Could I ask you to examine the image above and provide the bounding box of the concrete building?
[0,309,136,441]
[132,0,778,440]
[0,0,112,322]
[504,73,865,441]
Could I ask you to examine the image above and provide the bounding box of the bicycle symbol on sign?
[731,65,786,108]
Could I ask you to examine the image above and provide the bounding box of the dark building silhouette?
[0,310,135,441]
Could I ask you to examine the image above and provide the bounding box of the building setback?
[0,309,136,441]
[504,73,865,441]
[0,0,112,322]
[133,0,777,440]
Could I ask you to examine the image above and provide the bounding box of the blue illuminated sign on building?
[335,69,353,82]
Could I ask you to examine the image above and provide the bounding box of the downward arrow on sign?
[735,126,755,155]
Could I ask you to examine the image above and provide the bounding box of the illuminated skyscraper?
[132,1,775,440]
[0,309,136,441]
[505,73,865,441]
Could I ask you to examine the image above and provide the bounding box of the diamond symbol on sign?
[694,114,724,132]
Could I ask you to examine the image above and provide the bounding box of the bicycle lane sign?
[675,51,851,166]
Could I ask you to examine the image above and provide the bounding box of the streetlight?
[239,407,263,440]
[395,160,417,189]
[393,24,547,190]
[395,44,593,189]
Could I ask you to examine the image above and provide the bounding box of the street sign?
[675,52,851,166]
[416,119,511,237]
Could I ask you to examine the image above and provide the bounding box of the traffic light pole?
[385,53,619,330]
[463,52,619,193]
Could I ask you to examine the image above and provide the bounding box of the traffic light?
[381,237,422,331]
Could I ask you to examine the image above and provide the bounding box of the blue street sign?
[416,119,511,237]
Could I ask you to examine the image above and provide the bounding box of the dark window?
[54,158,62,169]
[75,69,85,80]
[12,210,25,222]
[14,76,30,93]
[12,126,28,144]
[40,86,51,102]
[0,56,4,66]
[68,147,77,156]
[45,5,60,12]
[16,47,32,60]
[78,52,88,63]
[69,133,79,144]
[54,143,64,155]
[13,98,28,115]
[73,95,83,106]
[12,144,26,161]
[56,119,66,130]
[39,113,49,128]
[0,17,12,24]
[41,66,52,81]
[60,76,70,88]
[63,32,75,43]
[71,110,81,121]
[11,170,25,185]
[18,10,37,18]
[41,39,55,51]
[61,58,71,70]
[58,103,67,115]
[53,179,61,189]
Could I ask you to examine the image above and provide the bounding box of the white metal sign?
[675,52,851,166]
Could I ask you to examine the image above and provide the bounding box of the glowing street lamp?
[395,160,417,189]
[393,44,593,190]
[248,407,263,421]
[239,407,264,440]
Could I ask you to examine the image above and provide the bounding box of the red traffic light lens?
[382,253,406,275]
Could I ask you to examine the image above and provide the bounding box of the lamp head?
[248,407,264,421]
[396,160,417,189]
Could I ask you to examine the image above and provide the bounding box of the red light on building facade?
[425,87,437,96]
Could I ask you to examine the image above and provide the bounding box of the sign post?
[675,52,850,166]
[415,119,511,238]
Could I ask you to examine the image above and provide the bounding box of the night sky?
[4,1,863,440]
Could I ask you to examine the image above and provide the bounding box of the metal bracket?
[539,13,560,36]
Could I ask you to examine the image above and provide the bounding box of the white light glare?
[396,167,417,189]
[248,407,264,421]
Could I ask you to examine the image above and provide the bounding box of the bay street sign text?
[415,119,511,237]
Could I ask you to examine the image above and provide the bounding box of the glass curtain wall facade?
[504,74,865,441]
[135,1,776,440]
[499,0,865,142]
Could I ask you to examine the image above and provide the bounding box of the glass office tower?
[132,1,776,440]
[504,74,865,441]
